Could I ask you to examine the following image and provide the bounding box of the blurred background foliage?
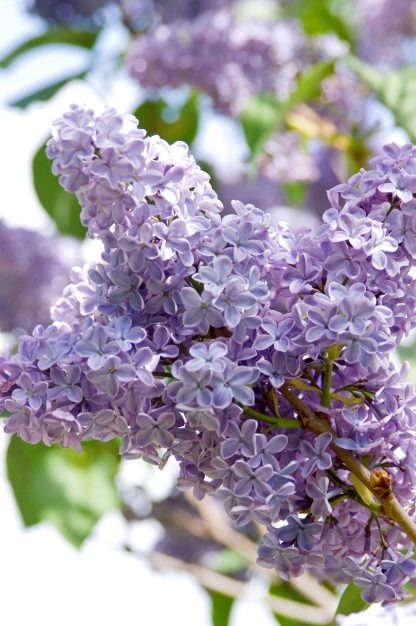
[2,1,416,624]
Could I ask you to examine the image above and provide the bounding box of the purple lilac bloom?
[0,222,73,334]
[127,10,312,116]
[28,0,111,24]
[2,105,416,605]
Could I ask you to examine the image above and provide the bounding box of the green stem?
[279,382,416,545]
[242,406,301,429]
[321,355,334,407]
[372,512,388,551]
[153,372,174,380]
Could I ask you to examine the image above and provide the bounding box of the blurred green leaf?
[208,590,234,626]
[7,437,120,547]
[10,71,87,108]
[269,582,315,626]
[346,55,416,141]
[1,411,10,418]
[242,92,284,159]
[197,159,218,192]
[282,181,307,207]
[281,0,354,43]
[205,548,247,574]
[0,29,97,68]
[133,93,199,146]
[242,60,335,158]
[32,140,87,239]
[331,582,368,624]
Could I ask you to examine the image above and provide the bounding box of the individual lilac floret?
[48,365,83,403]
[186,341,228,372]
[257,531,304,580]
[173,367,213,408]
[11,372,48,411]
[75,326,120,370]
[211,363,258,409]
[86,356,136,397]
[181,288,224,332]
[276,515,322,552]
[107,316,146,351]
[305,476,337,518]
[300,433,333,477]
[136,410,177,448]
[232,460,274,499]
[354,572,397,604]
[220,419,257,459]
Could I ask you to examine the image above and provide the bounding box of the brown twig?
[190,495,338,612]
[279,382,416,544]
[148,551,334,625]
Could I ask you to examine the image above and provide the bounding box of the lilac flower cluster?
[0,222,72,334]
[257,131,320,184]
[27,0,111,24]
[126,9,310,116]
[357,0,416,66]
[3,106,416,604]
[121,0,233,32]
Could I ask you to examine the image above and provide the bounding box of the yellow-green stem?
[243,406,301,429]
[279,382,416,545]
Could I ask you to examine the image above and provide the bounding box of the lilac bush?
[3,105,416,605]
[0,222,72,334]
[126,9,311,116]
[28,0,112,23]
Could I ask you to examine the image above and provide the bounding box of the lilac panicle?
[0,222,73,334]
[2,105,416,604]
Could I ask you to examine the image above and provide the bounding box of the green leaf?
[208,590,234,626]
[331,583,368,624]
[7,437,120,547]
[281,0,354,43]
[242,92,285,158]
[10,71,87,108]
[0,29,98,68]
[269,582,315,626]
[346,55,416,141]
[32,140,87,239]
[133,93,199,146]
[282,181,306,207]
[242,60,335,158]
[204,548,247,574]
